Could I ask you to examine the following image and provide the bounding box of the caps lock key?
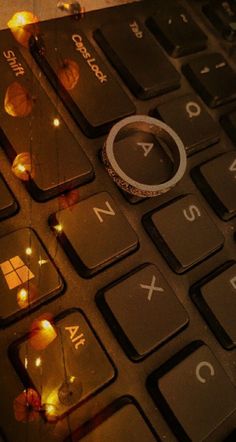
[30,17,135,137]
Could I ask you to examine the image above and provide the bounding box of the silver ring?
[102,115,187,198]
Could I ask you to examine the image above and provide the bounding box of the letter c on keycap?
[195,361,215,384]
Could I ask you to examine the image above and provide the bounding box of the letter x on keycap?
[140,275,164,301]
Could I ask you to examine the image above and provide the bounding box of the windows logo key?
[0,256,35,290]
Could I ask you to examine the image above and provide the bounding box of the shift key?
[30,17,135,137]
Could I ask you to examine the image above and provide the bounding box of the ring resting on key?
[102,115,187,198]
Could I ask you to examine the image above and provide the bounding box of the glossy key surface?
[0,175,18,220]
[0,30,94,201]
[203,1,236,42]
[156,93,220,155]
[95,18,180,99]
[11,309,115,420]
[192,262,236,349]
[147,1,207,57]
[0,228,63,326]
[97,264,189,359]
[183,53,236,107]
[68,398,158,441]
[50,192,139,277]
[148,343,236,442]
[30,18,135,137]
[143,195,224,273]
[195,151,236,220]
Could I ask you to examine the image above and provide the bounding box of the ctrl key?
[147,343,236,442]
[10,309,115,420]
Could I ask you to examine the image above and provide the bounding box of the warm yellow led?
[25,247,33,256]
[41,320,52,330]
[53,117,60,127]
[17,164,26,173]
[54,223,63,233]
[35,357,42,367]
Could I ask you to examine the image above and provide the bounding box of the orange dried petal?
[4,82,33,118]
[58,58,80,90]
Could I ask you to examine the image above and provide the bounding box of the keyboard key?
[191,262,236,349]
[30,18,135,137]
[11,309,115,420]
[147,1,207,57]
[183,53,236,107]
[0,30,94,201]
[68,398,158,441]
[156,93,220,155]
[50,192,139,277]
[148,343,236,442]
[95,18,180,99]
[0,175,18,220]
[195,152,236,220]
[143,195,224,273]
[221,109,236,143]
[97,264,189,360]
[203,1,236,42]
[0,228,63,326]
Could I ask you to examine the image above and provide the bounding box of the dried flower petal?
[30,313,57,350]
[7,11,39,48]
[4,82,33,118]
[58,58,80,90]
[12,152,35,181]
[14,388,41,423]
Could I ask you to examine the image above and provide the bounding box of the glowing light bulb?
[35,357,42,367]
[53,117,60,127]
[12,152,35,181]
[25,247,33,256]
[7,11,39,48]
[17,287,29,309]
[54,223,63,233]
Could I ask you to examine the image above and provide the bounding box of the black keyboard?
[0,1,236,441]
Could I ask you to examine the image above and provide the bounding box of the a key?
[147,1,207,57]
[50,192,139,277]
[0,174,18,220]
[67,398,158,441]
[0,228,63,326]
[182,53,236,107]
[156,93,220,155]
[0,30,94,201]
[221,109,236,143]
[148,343,236,442]
[203,1,236,42]
[143,195,224,273]
[191,262,236,349]
[30,18,135,137]
[94,18,180,99]
[97,264,189,360]
[10,309,115,420]
[194,152,236,220]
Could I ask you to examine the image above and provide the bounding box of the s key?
[143,195,224,273]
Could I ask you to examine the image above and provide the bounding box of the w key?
[50,192,138,277]
[30,18,135,137]
[95,18,180,99]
